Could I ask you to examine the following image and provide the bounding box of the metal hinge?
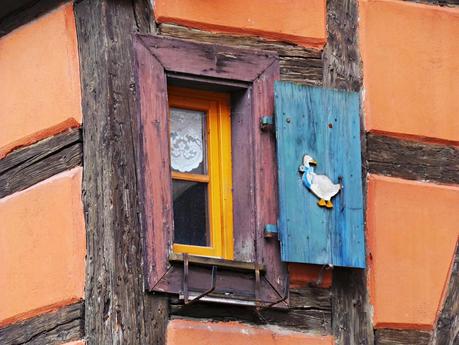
[263,224,278,238]
[260,116,274,131]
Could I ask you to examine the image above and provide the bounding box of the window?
[134,34,287,306]
[168,87,233,259]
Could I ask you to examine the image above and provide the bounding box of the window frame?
[168,86,234,260]
[133,34,287,306]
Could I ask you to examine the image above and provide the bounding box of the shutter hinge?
[260,116,274,131]
[264,224,278,239]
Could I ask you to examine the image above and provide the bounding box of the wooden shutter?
[274,82,365,268]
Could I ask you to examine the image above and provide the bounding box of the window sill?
[169,253,265,273]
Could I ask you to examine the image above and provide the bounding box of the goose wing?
[310,174,341,200]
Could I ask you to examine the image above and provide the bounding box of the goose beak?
[310,159,317,165]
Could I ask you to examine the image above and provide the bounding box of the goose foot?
[326,200,333,208]
[318,199,326,207]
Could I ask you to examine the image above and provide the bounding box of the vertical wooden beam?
[74,1,168,344]
[323,0,362,92]
[323,1,374,344]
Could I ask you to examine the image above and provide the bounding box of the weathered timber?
[323,0,374,344]
[367,133,459,185]
[322,0,362,92]
[431,243,459,345]
[403,0,459,6]
[0,128,82,198]
[0,0,66,37]
[0,301,84,345]
[74,1,168,344]
[375,329,431,345]
[135,34,287,304]
[170,287,332,334]
[158,23,323,86]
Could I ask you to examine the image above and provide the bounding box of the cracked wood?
[0,301,84,345]
[0,128,82,198]
[367,133,459,185]
[74,0,168,344]
[158,23,323,86]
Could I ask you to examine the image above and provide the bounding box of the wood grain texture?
[136,33,287,304]
[74,1,168,344]
[322,0,362,92]
[252,61,288,303]
[322,1,374,343]
[403,0,459,6]
[274,82,365,268]
[170,286,331,334]
[158,23,323,86]
[375,329,431,345]
[0,301,84,345]
[137,34,275,83]
[0,128,82,198]
[0,0,66,37]
[431,243,459,345]
[366,133,459,185]
[133,36,173,291]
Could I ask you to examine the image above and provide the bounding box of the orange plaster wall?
[0,3,82,158]
[360,0,459,143]
[63,341,85,345]
[154,0,326,49]
[167,319,334,345]
[367,175,459,329]
[0,168,85,327]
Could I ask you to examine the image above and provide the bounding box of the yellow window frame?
[168,86,233,260]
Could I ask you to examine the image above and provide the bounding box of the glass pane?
[170,107,206,174]
[172,180,210,247]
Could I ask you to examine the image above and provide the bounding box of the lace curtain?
[170,108,205,173]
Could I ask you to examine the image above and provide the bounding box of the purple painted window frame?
[133,34,287,306]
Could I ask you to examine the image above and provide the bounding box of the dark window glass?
[172,180,209,246]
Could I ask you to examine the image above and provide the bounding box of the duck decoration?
[299,154,341,209]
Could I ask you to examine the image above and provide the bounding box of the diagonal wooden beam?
[0,301,84,345]
[0,128,82,198]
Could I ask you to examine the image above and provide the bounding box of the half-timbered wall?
[0,3,85,344]
[0,0,458,344]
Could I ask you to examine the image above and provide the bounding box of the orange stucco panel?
[167,319,334,345]
[367,175,459,329]
[0,168,85,326]
[154,0,326,49]
[360,0,459,143]
[63,341,85,345]
[0,3,82,158]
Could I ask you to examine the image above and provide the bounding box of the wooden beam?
[322,0,362,92]
[374,329,431,345]
[0,0,66,37]
[73,0,168,343]
[323,1,375,344]
[170,286,332,334]
[0,301,84,345]
[367,133,459,185]
[431,242,459,345]
[403,0,459,6]
[158,23,323,86]
[0,128,82,198]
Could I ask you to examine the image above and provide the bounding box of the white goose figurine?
[299,155,341,208]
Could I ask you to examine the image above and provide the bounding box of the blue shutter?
[274,82,365,268]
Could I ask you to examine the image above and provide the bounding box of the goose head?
[299,154,317,173]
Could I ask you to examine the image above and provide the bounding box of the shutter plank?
[274,82,365,268]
